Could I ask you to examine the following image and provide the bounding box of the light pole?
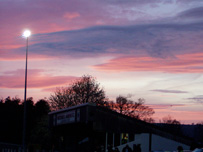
[22,30,31,152]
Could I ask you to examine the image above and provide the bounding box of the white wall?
[116,133,190,152]
[151,134,190,151]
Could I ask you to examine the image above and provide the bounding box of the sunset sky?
[1,0,203,124]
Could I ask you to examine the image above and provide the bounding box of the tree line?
[0,96,51,150]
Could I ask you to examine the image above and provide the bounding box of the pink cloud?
[0,69,77,89]
[93,52,203,73]
[63,12,80,20]
[0,49,56,61]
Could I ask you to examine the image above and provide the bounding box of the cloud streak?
[35,21,203,57]
[149,104,186,110]
[187,95,203,104]
[93,52,203,73]
[177,6,203,19]
[150,89,188,94]
[0,69,77,89]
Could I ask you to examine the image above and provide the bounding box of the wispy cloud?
[177,6,203,20]
[149,104,186,110]
[187,95,203,104]
[0,50,55,61]
[150,89,188,94]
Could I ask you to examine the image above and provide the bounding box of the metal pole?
[120,133,122,145]
[23,37,28,152]
[105,132,108,152]
[113,133,115,148]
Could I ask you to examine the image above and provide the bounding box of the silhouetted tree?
[29,116,52,150]
[0,98,3,103]
[196,121,203,125]
[0,96,23,144]
[195,123,203,146]
[110,96,155,121]
[29,99,52,150]
[35,99,50,118]
[21,97,36,146]
[159,115,181,135]
[0,96,53,150]
[50,75,108,110]
[144,117,155,123]
[161,115,181,125]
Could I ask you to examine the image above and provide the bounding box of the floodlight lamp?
[23,30,31,38]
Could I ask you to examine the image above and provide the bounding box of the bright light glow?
[23,30,31,38]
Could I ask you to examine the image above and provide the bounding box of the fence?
[0,142,22,152]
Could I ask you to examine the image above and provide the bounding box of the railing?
[0,142,22,152]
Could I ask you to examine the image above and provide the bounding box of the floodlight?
[23,30,31,38]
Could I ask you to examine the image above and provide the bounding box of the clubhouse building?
[49,103,193,152]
